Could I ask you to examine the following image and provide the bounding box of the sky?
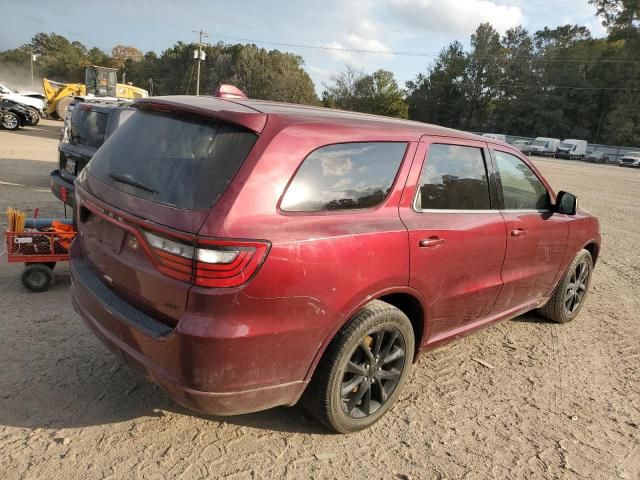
[1,0,606,93]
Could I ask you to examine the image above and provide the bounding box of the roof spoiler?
[214,84,248,99]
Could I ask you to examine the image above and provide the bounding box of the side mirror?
[555,191,577,215]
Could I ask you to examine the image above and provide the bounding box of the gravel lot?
[1,120,639,480]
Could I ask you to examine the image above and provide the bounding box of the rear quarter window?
[281,142,407,212]
[70,109,108,148]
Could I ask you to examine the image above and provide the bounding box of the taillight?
[195,239,270,287]
[143,230,194,282]
[141,230,269,287]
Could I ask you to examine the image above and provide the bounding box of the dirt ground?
[0,119,639,480]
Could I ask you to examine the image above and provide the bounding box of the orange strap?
[52,221,75,249]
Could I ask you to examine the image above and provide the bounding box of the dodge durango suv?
[70,95,601,433]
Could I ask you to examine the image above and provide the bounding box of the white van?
[530,137,561,156]
[556,139,588,159]
[482,133,507,142]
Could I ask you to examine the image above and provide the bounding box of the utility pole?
[193,29,209,96]
[30,48,35,87]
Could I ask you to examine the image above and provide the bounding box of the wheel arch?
[583,241,600,265]
[301,286,428,388]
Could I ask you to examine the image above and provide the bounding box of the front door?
[489,148,569,314]
[399,137,507,344]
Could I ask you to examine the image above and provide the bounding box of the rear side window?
[87,110,258,210]
[70,109,108,148]
[416,144,491,210]
[494,151,550,210]
[280,142,407,212]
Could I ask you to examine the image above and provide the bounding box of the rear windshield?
[70,109,108,148]
[87,110,258,210]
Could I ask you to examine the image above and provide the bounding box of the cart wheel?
[21,264,54,292]
[27,262,56,270]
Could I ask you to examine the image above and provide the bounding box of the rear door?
[488,148,569,314]
[399,137,507,344]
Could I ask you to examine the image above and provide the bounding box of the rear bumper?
[50,169,75,207]
[69,242,317,416]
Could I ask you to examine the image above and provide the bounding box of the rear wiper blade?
[109,172,157,194]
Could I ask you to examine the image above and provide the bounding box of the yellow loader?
[43,65,148,120]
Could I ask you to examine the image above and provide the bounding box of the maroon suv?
[70,95,601,433]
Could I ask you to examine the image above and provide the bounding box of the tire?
[21,263,54,292]
[302,300,415,433]
[538,249,593,323]
[25,107,40,126]
[55,97,73,121]
[1,112,20,130]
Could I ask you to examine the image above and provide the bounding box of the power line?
[211,33,640,64]
[430,81,640,91]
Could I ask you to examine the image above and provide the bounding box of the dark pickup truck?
[50,102,133,208]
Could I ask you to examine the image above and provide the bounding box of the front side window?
[281,142,407,212]
[494,150,550,210]
[415,144,491,210]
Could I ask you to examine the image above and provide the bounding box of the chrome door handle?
[419,237,445,248]
[511,228,527,237]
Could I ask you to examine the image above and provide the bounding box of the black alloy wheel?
[340,327,406,418]
[302,300,414,433]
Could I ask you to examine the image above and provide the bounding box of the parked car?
[482,133,506,142]
[556,139,588,160]
[512,139,532,155]
[15,89,47,102]
[584,151,609,164]
[0,82,45,125]
[0,98,30,130]
[69,95,601,433]
[50,102,134,210]
[620,151,640,167]
[530,137,561,156]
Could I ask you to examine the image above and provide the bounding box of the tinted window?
[87,110,257,210]
[70,109,108,148]
[281,142,407,212]
[416,144,491,210]
[494,151,550,210]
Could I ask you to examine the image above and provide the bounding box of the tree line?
[0,0,637,145]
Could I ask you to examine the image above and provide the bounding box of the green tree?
[323,67,408,118]
[464,23,504,131]
[405,41,468,126]
[321,65,363,110]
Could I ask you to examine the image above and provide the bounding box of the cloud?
[386,0,524,35]
[318,3,392,65]
[321,154,353,176]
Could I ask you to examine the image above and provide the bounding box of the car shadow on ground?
[0,267,550,436]
[0,278,328,435]
[0,345,327,435]
[510,311,554,324]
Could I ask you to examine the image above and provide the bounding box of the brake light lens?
[141,229,269,287]
[194,239,270,287]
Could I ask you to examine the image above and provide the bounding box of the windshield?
[532,140,547,147]
[87,110,258,210]
[559,142,572,149]
[625,152,640,158]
